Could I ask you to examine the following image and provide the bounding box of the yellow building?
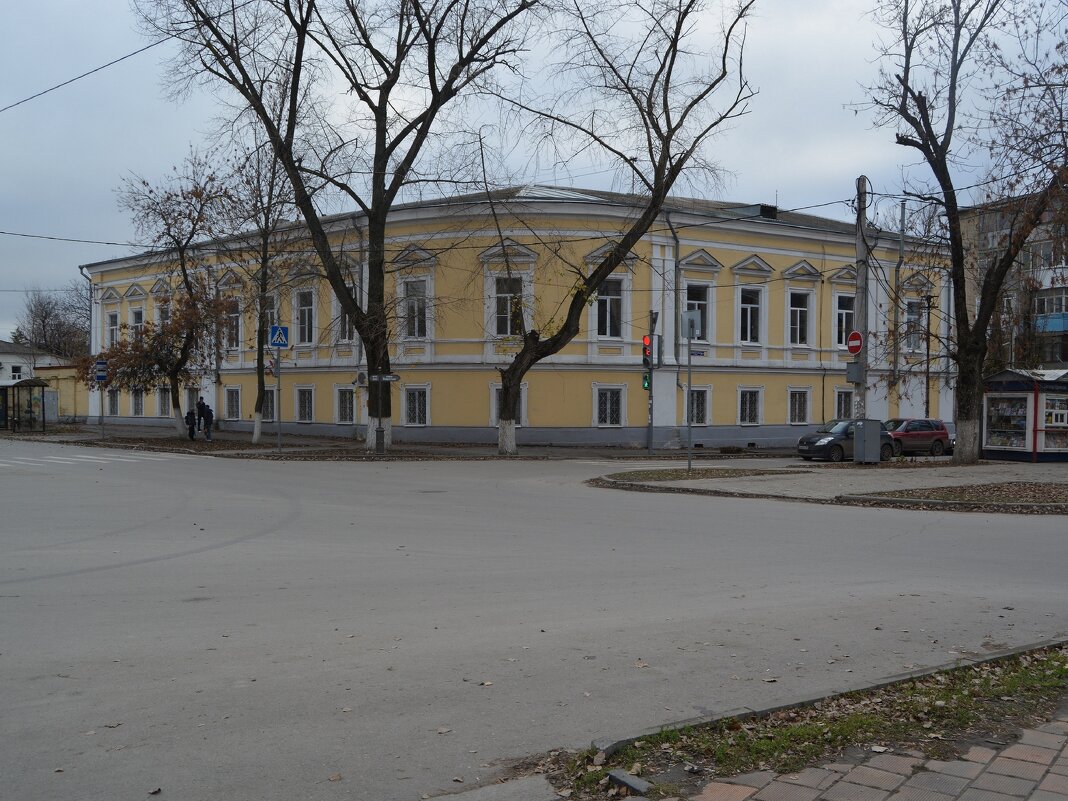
[82,187,954,447]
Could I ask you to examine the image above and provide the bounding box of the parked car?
[797,419,894,462]
[883,418,952,456]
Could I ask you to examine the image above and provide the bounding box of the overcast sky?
[0,0,918,341]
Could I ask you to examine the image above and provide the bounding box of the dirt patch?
[869,481,1068,504]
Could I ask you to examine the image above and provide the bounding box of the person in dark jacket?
[196,396,207,431]
[202,404,214,441]
[184,409,196,441]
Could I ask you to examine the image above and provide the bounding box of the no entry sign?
[846,330,863,355]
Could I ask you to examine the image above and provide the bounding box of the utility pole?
[891,200,905,392]
[853,175,869,419]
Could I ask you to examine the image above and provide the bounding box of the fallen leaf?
[634,659,649,669]
[149,790,162,796]
[437,726,452,734]
[763,678,778,683]
[452,776,465,783]
[329,773,342,782]
[479,681,493,686]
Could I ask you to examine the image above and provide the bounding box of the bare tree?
[489,0,755,454]
[118,150,231,435]
[136,0,541,449]
[13,281,91,360]
[867,0,1068,462]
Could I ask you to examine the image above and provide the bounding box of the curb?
[430,637,1068,801]
[590,475,1068,515]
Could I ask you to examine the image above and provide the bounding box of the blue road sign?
[94,359,107,382]
[270,325,290,348]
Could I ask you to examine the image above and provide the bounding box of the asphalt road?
[2,439,1066,801]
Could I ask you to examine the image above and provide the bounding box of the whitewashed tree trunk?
[498,420,517,455]
[953,418,980,464]
[173,405,186,436]
[365,417,393,450]
[251,412,263,444]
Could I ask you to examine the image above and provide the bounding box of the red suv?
[883,418,952,456]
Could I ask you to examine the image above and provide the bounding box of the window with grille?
[836,390,854,419]
[739,389,760,424]
[494,387,524,426]
[686,285,709,340]
[107,389,119,416]
[835,295,855,346]
[297,290,315,344]
[405,281,427,338]
[132,390,144,416]
[157,387,169,417]
[338,388,354,424]
[405,387,428,426]
[297,388,314,422]
[131,308,144,336]
[597,388,622,426]
[789,292,810,345]
[262,388,275,422]
[688,388,708,425]
[789,389,809,424]
[739,288,760,343]
[495,277,524,336]
[225,388,241,420]
[596,279,622,338]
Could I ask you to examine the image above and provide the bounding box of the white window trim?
[403,383,431,427]
[593,274,630,341]
[904,298,924,352]
[333,284,360,344]
[489,382,529,427]
[592,383,627,428]
[224,304,242,351]
[129,306,145,334]
[683,383,712,426]
[334,384,356,424]
[787,386,812,425]
[684,281,715,343]
[260,292,279,332]
[834,387,855,419]
[737,285,764,345]
[106,310,120,346]
[400,275,434,341]
[294,384,315,423]
[157,387,170,417]
[737,385,763,426]
[484,268,535,339]
[786,289,814,348]
[106,388,120,417]
[294,288,317,346]
[834,292,857,348]
[224,385,242,421]
[131,389,144,417]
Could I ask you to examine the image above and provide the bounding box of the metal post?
[854,175,869,419]
[276,345,282,453]
[375,375,385,455]
[924,294,935,417]
[687,320,694,474]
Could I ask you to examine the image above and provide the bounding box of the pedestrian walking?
[196,396,207,431]
[202,404,214,441]
[184,409,196,441]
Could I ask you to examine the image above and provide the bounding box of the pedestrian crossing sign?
[270,325,289,348]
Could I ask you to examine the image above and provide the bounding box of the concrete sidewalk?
[608,457,1068,503]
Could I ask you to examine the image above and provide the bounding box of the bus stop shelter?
[0,377,50,432]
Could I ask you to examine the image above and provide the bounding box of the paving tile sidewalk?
[691,702,1068,801]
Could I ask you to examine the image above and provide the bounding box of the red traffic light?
[642,334,651,347]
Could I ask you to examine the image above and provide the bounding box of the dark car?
[883,418,952,456]
[797,419,894,462]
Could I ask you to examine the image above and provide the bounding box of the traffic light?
[641,334,653,392]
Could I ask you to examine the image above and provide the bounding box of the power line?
[0,39,169,116]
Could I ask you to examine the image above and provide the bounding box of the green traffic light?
[642,372,651,390]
